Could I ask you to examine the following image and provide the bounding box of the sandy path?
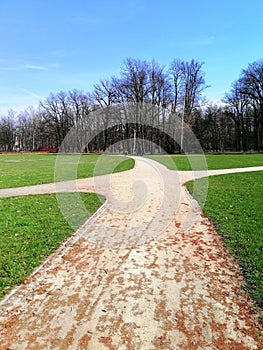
[0,158,262,349]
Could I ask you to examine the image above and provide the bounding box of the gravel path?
[0,158,262,350]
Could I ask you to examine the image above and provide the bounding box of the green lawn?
[0,152,134,298]
[1,152,263,307]
[187,171,263,308]
[0,153,135,189]
[0,192,105,299]
[146,153,263,170]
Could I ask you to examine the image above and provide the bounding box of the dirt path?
[0,158,262,350]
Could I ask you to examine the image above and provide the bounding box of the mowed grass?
[0,153,135,189]
[187,171,263,308]
[147,153,263,170]
[0,152,133,298]
[0,192,105,299]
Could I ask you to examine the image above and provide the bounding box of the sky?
[1,0,263,115]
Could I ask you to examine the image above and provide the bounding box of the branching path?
[0,158,263,350]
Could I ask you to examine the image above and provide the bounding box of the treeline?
[0,57,263,153]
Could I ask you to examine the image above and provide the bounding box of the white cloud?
[20,88,43,100]
[22,64,49,71]
[0,63,59,71]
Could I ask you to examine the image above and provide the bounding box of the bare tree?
[17,106,38,150]
[91,79,118,150]
[181,60,207,124]
[238,60,263,150]
[169,59,208,151]
[224,81,252,151]
[0,110,16,151]
[169,59,184,114]
[119,58,150,103]
[40,91,75,149]
[118,58,151,154]
[5,56,263,154]
[92,79,117,107]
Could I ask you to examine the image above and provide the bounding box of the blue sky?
[1,0,263,115]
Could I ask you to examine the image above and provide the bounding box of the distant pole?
[180,96,185,152]
[180,112,184,152]
[133,128,136,153]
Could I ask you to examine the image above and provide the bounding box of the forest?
[0,57,263,153]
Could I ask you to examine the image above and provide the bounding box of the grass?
[187,171,263,308]
[1,152,262,306]
[146,153,263,170]
[0,192,105,299]
[0,152,133,299]
[0,153,135,189]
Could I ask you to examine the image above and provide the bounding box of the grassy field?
[187,171,263,308]
[1,152,262,305]
[0,192,105,299]
[0,153,135,189]
[0,152,133,298]
[147,153,263,170]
